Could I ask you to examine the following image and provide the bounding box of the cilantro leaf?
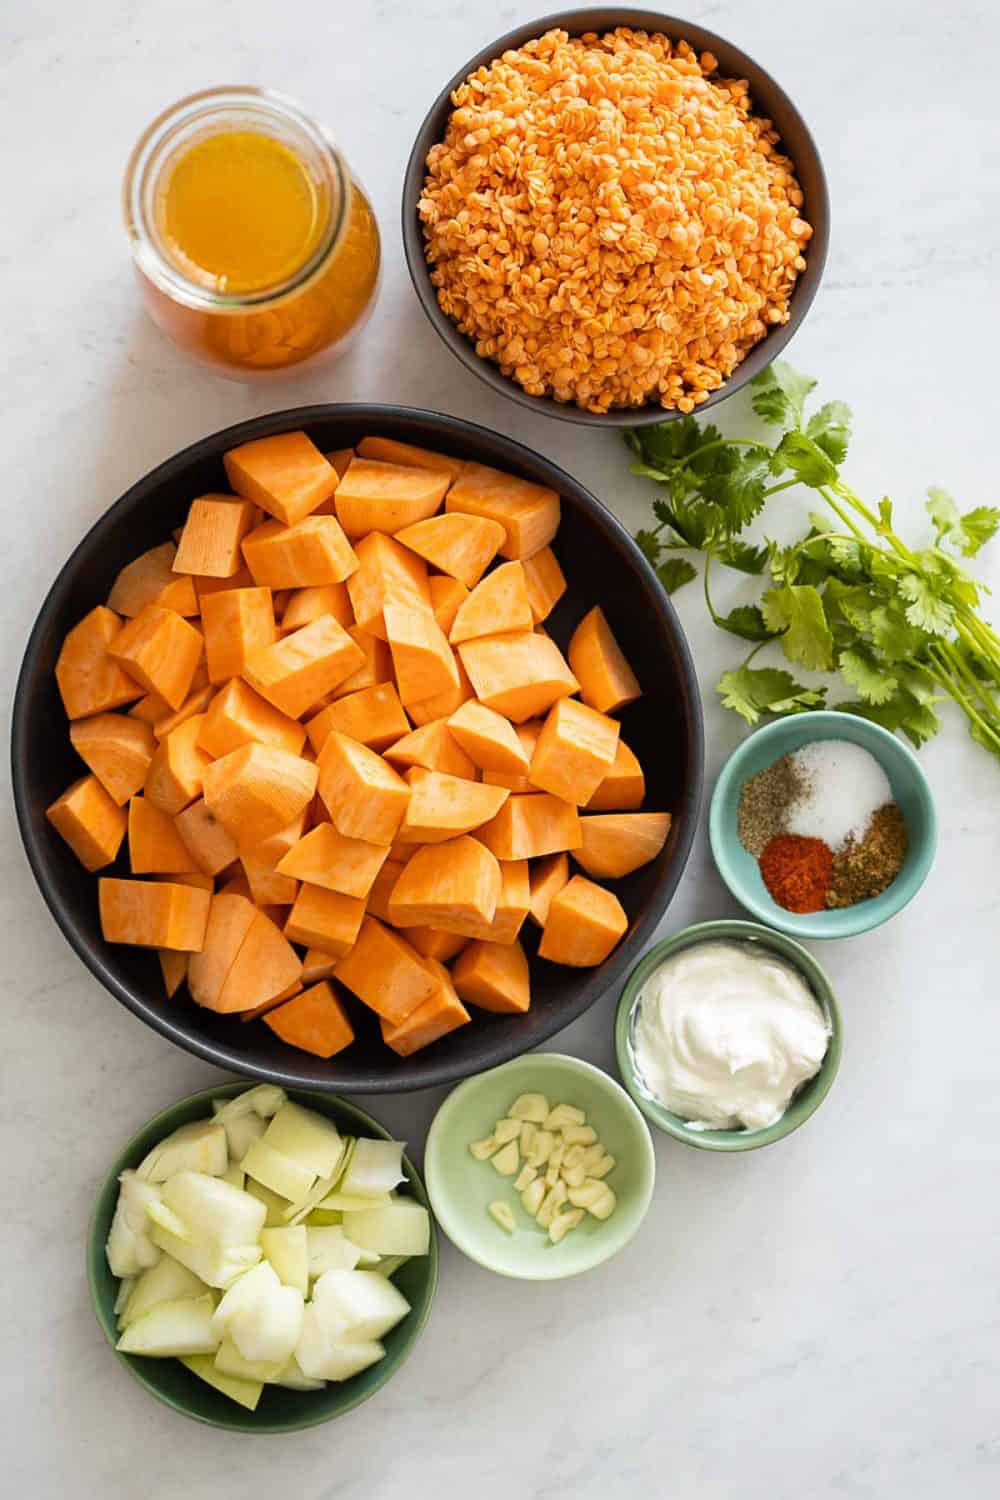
[714,539,769,575]
[634,528,662,566]
[655,558,698,594]
[927,487,1000,557]
[772,431,839,489]
[630,417,712,471]
[898,572,955,635]
[824,579,877,633]
[712,605,776,642]
[839,647,898,705]
[652,494,726,550]
[698,445,772,530]
[838,691,942,748]
[869,604,928,661]
[750,362,817,430]
[806,401,852,465]
[717,665,826,725]
[761,583,835,671]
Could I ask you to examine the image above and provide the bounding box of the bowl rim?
[423,1052,656,1278]
[11,402,704,1093]
[401,5,831,428]
[613,918,843,1150]
[707,709,939,939]
[86,1080,439,1432]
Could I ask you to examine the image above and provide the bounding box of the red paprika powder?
[759,833,833,912]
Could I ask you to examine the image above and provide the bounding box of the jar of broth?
[123,87,381,377]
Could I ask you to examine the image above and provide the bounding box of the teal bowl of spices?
[615,919,842,1151]
[709,711,937,939]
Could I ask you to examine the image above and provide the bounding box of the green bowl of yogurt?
[614,920,842,1151]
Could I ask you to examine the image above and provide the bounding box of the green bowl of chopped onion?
[87,1081,438,1432]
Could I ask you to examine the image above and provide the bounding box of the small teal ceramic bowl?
[709,711,937,938]
[615,919,842,1151]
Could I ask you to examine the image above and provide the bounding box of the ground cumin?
[419,27,812,414]
[826,804,908,908]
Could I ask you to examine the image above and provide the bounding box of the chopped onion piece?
[181,1354,262,1411]
[149,1224,261,1289]
[162,1171,267,1249]
[212,1261,282,1337]
[245,1179,290,1227]
[230,1283,304,1366]
[296,1303,385,1382]
[213,1338,283,1384]
[242,1140,317,1203]
[316,1190,391,1214]
[213,1086,286,1125]
[137,1121,228,1183]
[264,1103,345,1180]
[272,1356,325,1391]
[260,1226,309,1295]
[119,1257,208,1330]
[342,1202,431,1257]
[306,1225,362,1277]
[106,1171,163,1277]
[340,1138,406,1199]
[117,1294,219,1357]
[312,1268,410,1341]
[221,1113,266,1165]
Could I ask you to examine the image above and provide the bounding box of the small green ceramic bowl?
[614,920,842,1151]
[424,1054,655,1279]
[709,710,937,938]
[87,1081,439,1432]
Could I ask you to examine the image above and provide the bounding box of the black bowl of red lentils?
[402,9,829,425]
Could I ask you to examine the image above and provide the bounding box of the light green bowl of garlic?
[423,1054,656,1279]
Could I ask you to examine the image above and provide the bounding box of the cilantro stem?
[927,653,1000,751]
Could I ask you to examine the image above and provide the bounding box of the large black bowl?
[12,407,703,1091]
[402,7,830,428]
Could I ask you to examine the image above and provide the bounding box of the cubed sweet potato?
[224,431,339,526]
[452,939,530,1013]
[457,631,578,722]
[280,583,353,634]
[396,512,505,588]
[538,876,627,966]
[173,496,257,578]
[333,917,437,1023]
[56,606,141,720]
[449,561,533,644]
[380,959,470,1055]
[284,883,366,957]
[528,852,570,927]
[202,743,318,845]
[108,605,203,711]
[567,606,641,714]
[128,795,199,875]
[46,775,127,871]
[108,543,199,617]
[397,768,508,844]
[574,813,671,878]
[276,822,390,900]
[200,588,277,684]
[447,701,529,775]
[346,532,430,641]
[69,714,155,805]
[477,792,581,860]
[356,436,464,480]
[529,697,619,805]
[335,458,450,536]
[386,835,502,936]
[383,602,459,706]
[584,739,646,811]
[144,714,213,816]
[174,797,240,877]
[317,732,411,844]
[244,614,365,719]
[446,463,559,559]
[427,574,469,635]
[306,683,409,754]
[99,877,210,952]
[522,547,567,623]
[197,678,306,759]
[264,981,355,1058]
[242,515,358,588]
[383,718,476,779]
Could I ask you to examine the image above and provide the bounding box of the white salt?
[786,739,892,850]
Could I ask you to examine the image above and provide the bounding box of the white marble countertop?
[4,1,999,1495]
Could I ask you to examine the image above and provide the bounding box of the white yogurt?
[631,941,830,1131]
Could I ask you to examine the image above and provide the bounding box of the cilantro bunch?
[628,363,1000,758]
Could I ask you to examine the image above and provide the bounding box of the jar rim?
[122,85,350,310]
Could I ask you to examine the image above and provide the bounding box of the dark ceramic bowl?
[12,406,703,1092]
[402,7,830,428]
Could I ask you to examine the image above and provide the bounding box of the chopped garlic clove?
[580,1144,605,1171]
[561,1163,586,1189]
[588,1152,616,1180]
[492,1118,521,1146]
[519,1122,537,1154]
[567,1181,616,1219]
[514,1164,537,1192]
[508,1094,550,1123]
[562,1144,585,1170]
[490,1141,520,1177]
[560,1124,597,1146]
[488,1201,516,1234]
[548,1208,584,1245]
[536,1182,567,1229]
[544,1104,586,1131]
[543,1142,565,1186]
[521,1179,545,1216]
[526,1130,555,1168]
[468,1137,499,1161]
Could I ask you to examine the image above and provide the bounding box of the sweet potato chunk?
[187,892,258,1007]
[244,614,365,719]
[447,701,529,775]
[108,543,198,617]
[280,583,352,634]
[56,606,141,719]
[264,981,355,1059]
[406,927,468,964]
[334,917,436,1024]
[174,496,257,578]
[584,739,646,811]
[538,876,627,966]
[108,605,203,711]
[383,603,459,706]
[384,719,476,780]
[405,657,475,728]
[357,436,464,480]
[46,775,127,871]
[396,512,505,588]
[567,606,641,714]
[330,627,392,699]
[214,909,302,1014]
[365,859,407,923]
[151,682,214,742]
[144,715,212,816]
[446,462,559,559]
[427,575,469,635]
[224,431,339,526]
[197,678,305,759]
[306,683,409,754]
[240,813,306,907]
[242,515,357,589]
[386,835,502,936]
[284,883,366,958]
[398,768,508,844]
[276,823,390,900]
[316,732,410,844]
[324,447,355,481]
[522,547,566,623]
[529,697,619,806]
[346,532,430,641]
[99,878,210,952]
[575,813,671,878]
[70,714,155,805]
[158,948,188,998]
[335,458,449,537]
[380,960,470,1056]
[449,561,533,644]
[452,939,530,1013]
[482,720,543,793]
[174,798,240,877]
[476,793,581,860]
[461,859,530,944]
[458,632,578,722]
[528,852,570,928]
[202,743,317,845]
[301,948,338,984]
[200,588,277,684]
[128,796,198,875]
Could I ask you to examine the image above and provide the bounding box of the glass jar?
[123,87,381,378]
